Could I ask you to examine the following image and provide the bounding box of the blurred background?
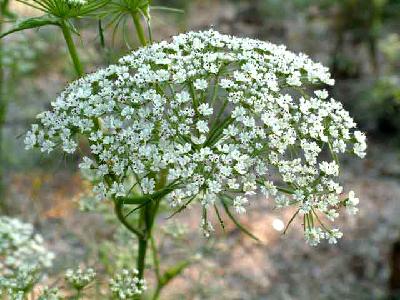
[1,0,400,299]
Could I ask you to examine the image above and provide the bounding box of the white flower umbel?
[0,265,41,298]
[345,191,360,215]
[65,267,96,291]
[109,269,147,299]
[0,216,54,277]
[25,29,366,245]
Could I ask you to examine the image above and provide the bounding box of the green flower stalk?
[60,19,84,76]
[0,0,12,213]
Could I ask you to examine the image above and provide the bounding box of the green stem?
[136,237,148,280]
[134,171,167,298]
[60,20,84,77]
[114,200,144,238]
[75,289,82,300]
[189,82,198,107]
[152,286,162,300]
[210,74,220,108]
[0,1,7,213]
[150,236,161,280]
[112,170,169,299]
[132,12,147,46]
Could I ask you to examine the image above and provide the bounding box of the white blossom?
[198,103,213,116]
[194,78,208,90]
[346,190,360,215]
[0,265,41,298]
[233,196,248,214]
[326,229,343,244]
[109,269,146,299]
[305,227,325,246]
[319,161,339,176]
[25,29,366,245]
[65,267,96,290]
[353,130,367,158]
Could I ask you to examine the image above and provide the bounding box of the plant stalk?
[131,12,147,47]
[0,0,7,213]
[115,200,144,238]
[152,286,162,300]
[136,237,148,280]
[136,172,168,298]
[60,20,84,77]
[150,235,161,280]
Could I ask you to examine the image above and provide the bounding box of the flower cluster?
[38,287,61,300]
[0,216,54,276]
[109,269,147,299]
[0,265,41,300]
[65,267,96,290]
[25,29,366,245]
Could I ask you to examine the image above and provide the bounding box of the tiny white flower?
[233,196,248,214]
[198,103,213,116]
[79,157,93,169]
[196,120,209,133]
[346,190,359,215]
[314,89,329,99]
[327,229,343,244]
[194,79,208,90]
[319,161,339,176]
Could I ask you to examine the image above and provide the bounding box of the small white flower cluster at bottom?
[109,269,147,300]
[65,267,96,290]
[0,265,41,300]
[305,227,344,246]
